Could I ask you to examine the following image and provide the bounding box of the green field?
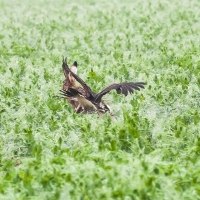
[1,0,200,199]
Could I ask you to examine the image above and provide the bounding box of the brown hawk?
[60,58,146,115]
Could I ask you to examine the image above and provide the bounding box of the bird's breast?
[77,95,96,110]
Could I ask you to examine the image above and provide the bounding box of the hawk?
[60,58,146,115]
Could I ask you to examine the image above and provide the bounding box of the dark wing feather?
[60,88,81,98]
[62,58,95,99]
[95,82,146,103]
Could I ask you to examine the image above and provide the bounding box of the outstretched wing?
[94,82,146,103]
[62,58,95,99]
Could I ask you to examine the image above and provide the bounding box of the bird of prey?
[60,58,146,115]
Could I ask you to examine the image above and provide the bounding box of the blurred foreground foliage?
[0,0,200,199]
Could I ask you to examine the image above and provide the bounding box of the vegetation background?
[0,0,200,199]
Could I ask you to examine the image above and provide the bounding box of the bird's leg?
[96,109,102,116]
[75,104,83,114]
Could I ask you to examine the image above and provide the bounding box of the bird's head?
[70,61,78,74]
[73,61,78,67]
